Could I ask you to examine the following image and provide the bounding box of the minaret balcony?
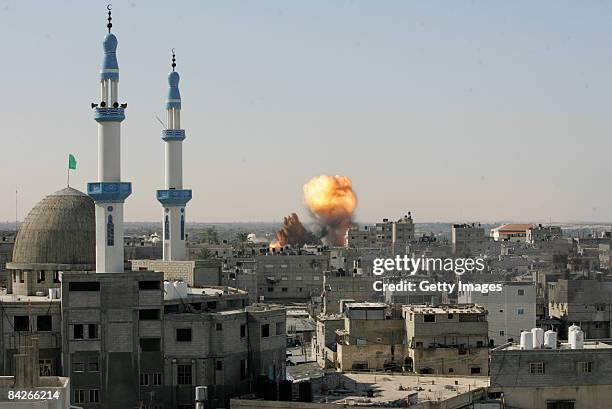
[88,182,132,203]
[94,107,125,123]
[157,189,192,207]
[162,129,186,141]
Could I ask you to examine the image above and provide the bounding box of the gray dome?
[11,187,95,266]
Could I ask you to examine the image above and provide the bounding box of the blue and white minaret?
[87,6,131,273]
[157,51,192,261]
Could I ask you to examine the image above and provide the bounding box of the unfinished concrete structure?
[404,305,489,375]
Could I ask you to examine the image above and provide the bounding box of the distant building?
[322,270,379,314]
[451,223,485,256]
[491,338,612,409]
[459,282,536,346]
[527,224,563,244]
[491,223,534,242]
[347,214,415,249]
[548,279,612,339]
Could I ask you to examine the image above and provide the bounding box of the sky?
[1,1,612,224]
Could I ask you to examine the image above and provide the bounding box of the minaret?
[157,51,192,261]
[87,6,131,273]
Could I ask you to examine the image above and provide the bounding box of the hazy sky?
[1,1,611,224]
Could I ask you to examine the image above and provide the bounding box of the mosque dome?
[10,187,95,267]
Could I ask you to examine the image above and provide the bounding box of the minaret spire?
[106,4,113,33]
[88,6,131,273]
[157,50,192,261]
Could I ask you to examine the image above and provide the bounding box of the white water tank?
[570,328,584,349]
[164,281,177,300]
[544,330,557,349]
[568,324,580,337]
[174,281,188,299]
[520,331,533,350]
[532,328,544,349]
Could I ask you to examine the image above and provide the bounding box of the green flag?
[68,154,77,170]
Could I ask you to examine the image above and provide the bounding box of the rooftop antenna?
[106,4,113,33]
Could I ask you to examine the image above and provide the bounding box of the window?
[281,287,288,292]
[140,373,149,386]
[37,271,45,283]
[14,316,29,332]
[529,362,545,374]
[471,367,481,374]
[295,276,302,281]
[297,287,303,292]
[139,309,161,320]
[517,308,525,315]
[546,401,575,409]
[140,338,161,352]
[53,271,60,283]
[39,359,53,376]
[518,289,525,296]
[164,215,170,240]
[267,287,274,292]
[74,389,85,404]
[499,330,505,336]
[139,281,161,290]
[578,361,592,373]
[37,315,52,332]
[69,282,100,291]
[240,359,247,380]
[88,324,98,339]
[177,364,192,385]
[276,322,285,335]
[423,314,436,323]
[596,304,606,311]
[216,360,223,371]
[72,362,84,372]
[176,328,192,342]
[88,356,99,372]
[73,324,84,339]
[206,301,217,310]
[180,215,185,240]
[261,324,270,338]
[240,324,246,338]
[447,314,454,319]
[107,215,114,246]
[89,389,99,403]
[152,373,162,386]
[216,323,223,331]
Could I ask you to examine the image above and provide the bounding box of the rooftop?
[345,302,387,309]
[497,340,612,351]
[403,305,487,314]
[314,373,489,405]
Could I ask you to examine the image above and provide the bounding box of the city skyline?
[2,1,612,223]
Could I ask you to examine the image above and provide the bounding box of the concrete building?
[312,314,343,368]
[404,305,489,376]
[451,223,485,256]
[459,282,536,346]
[491,338,612,409]
[527,224,563,244]
[131,258,223,287]
[347,214,415,249]
[491,223,534,242]
[548,279,612,339]
[226,253,330,303]
[157,52,192,262]
[321,269,379,314]
[335,303,406,372]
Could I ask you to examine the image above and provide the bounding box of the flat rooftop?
[0,294,59,303]
[403,305,486,314]
[345,302,387,309]
[500,340,612,351]
[316,373,488,405]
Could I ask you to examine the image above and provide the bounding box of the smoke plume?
[272,212,318,249]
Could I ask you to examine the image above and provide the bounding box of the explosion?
[303,174,357,246]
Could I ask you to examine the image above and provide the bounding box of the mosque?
[1,7,286,409]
